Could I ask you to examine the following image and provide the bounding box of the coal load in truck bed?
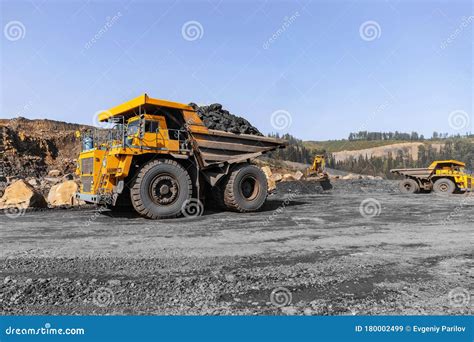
[189,103,263,136]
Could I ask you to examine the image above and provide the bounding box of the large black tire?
[130,159,192,219]
[223,164,268,212]
[433,178,456,195]
[398,179,420,194]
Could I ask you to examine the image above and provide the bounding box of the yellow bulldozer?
[75,94,287,219]
[391,160,474,194]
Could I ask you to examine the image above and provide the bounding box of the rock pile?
[189,103,263,136]
[0,175,82,210]
[0,180,47,209]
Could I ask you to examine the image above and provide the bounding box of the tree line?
[266,133,473,178]
[267,133,314,164]
[329,138,474,178]
[348,131,472,141]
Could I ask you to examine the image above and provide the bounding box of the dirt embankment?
[0,118,90,179]
[332,142,443,163]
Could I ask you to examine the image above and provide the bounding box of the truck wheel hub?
[150,175,179,205]
[160,185,170,195]
[240,176,259,201]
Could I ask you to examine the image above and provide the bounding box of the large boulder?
[47,180,80,206]
[0,180,47,209]
[282,174,295,182]
[293,171,304,181]
[273,173,283,182]
[48,169,61,177]
[261,166,276,192]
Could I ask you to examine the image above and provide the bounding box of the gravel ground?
[0,179,473,315]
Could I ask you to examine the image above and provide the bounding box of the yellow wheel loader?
[76,94,287,219]
[391,160,474,194]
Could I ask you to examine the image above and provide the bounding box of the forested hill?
[267,131,473,178]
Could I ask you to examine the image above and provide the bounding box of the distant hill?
[304,139,415,152]
[271,133,474,178]
[306,138,473,178]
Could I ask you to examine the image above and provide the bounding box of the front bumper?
[76,192,116,205]
[75,192,101,204]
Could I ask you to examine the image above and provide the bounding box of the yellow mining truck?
[76,94,287,218]
[391,160,474,194]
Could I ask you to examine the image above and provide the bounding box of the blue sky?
[1,0,472,140]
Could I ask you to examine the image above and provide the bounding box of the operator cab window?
[145,120,159,133]
[127,121,139,135]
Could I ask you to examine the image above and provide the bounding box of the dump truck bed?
[191,129,287,167]
[390,168,433,179]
